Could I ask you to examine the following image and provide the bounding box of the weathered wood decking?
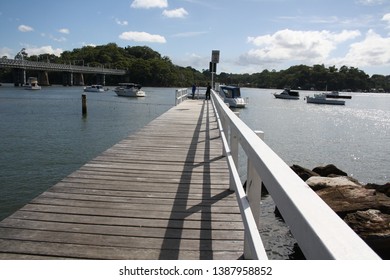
[0,99,244,260]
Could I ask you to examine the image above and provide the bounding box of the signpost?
[210,50,220,89]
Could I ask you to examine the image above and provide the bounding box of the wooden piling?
[82,94,87,116]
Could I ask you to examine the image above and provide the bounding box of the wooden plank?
[0,100,245,260]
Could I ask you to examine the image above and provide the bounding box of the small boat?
[274,88,299,100]
[24,77,41,90]
[84,85,105,92]
[306,93,345,105]
[219,85,247,108]
[114,83,146,97]
[325,91,352,99]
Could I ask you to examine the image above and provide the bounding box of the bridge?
[0,58,126,86]
[0,89,381,260]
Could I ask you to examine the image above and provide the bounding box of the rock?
[305,176,360,191]
[312,164,347,177]
[287,163,390,258]
[307,176,390,217]
[344,209,390,259]
[290,164,319,181]
[365,182,390,197]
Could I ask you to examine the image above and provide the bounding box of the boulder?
[306,176,390,216]
[344,209,390,259]
[289,164,390,258]
[305,176,360,191]
[290,164,319,181]
[312,164,347,177]
[365,182,390,197]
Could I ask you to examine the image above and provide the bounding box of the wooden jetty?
[0,99,244,260]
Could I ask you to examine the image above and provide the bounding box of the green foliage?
[218,64,388,92]
[0,43,388,91]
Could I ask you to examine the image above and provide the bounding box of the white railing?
[210,89,381,260]
[175,88,189,105]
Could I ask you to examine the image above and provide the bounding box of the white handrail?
[210,90,380,260]
[210,95,268,260]
[175,88,188,105]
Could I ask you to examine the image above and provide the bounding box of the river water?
[0,85,389,259]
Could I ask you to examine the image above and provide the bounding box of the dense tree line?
[218,64,390,92]
[1,43,389,91]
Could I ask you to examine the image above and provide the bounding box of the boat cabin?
[220,86,242,98]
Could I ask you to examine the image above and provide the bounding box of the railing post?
[229,126,239,191]
[244,130,264,258]
[220,110,228,157]
[175,89,179,106]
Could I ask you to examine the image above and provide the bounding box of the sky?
[1,0,390,76]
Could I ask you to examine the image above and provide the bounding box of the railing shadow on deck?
[159,100,233,259]
[209,89,381,260]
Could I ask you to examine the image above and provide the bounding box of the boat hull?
[84,85,105,92]
[274,94,299,100]
[224,98,246,108]
[306,97,345,105]
[325,94,352,99]
[24,86,41,90]
[115,89,146,97]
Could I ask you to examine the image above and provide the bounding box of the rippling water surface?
[1,85,389,259]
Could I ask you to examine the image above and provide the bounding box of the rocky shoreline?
[290,164,390,259]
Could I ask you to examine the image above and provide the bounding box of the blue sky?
[1,0,390,75]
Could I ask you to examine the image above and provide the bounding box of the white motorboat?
[24,77,41,90]
[114,83,146,97]
[84,85,105,92]
[274,88,299,100]
[219,85,247,108]
[325,91,352,99]
[306,93,345,105]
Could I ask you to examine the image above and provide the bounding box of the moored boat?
[306,93,345,105]
[218,85,247,108]
[325,91,352,99]
[84,85,105,92]
[114,83,146,97]
[24,77,41,90]
[274,88,299,100]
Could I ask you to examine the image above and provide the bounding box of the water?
[0,85,389,259]
[236,88,390,259]
[237,88,390,184]
[0,85,173,221]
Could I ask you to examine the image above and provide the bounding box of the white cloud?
[242,29,361,66]
[382,13,390,29]
[51,36,67,42]
[24,45,63,56]
[383,13,390,21]
[58,28,70,34]
[357,0,385,5]
[162,8,188,18]
[173,53,208,70]
[115,18,128,26]
[119,31,166,43]
[18,25,34,32]
[131,0,168,9]
[0,47,13,58]
[334,29,390,68]
[171,31,208,38]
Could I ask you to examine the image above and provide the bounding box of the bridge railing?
[0,58,125,75]
[210,89,380,260]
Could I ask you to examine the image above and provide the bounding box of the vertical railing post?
[230,126,239,191]
[220,109,228,156]
[244,130,264,259]
[175,89,179,105]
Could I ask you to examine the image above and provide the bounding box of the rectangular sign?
[211,50,220,63]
